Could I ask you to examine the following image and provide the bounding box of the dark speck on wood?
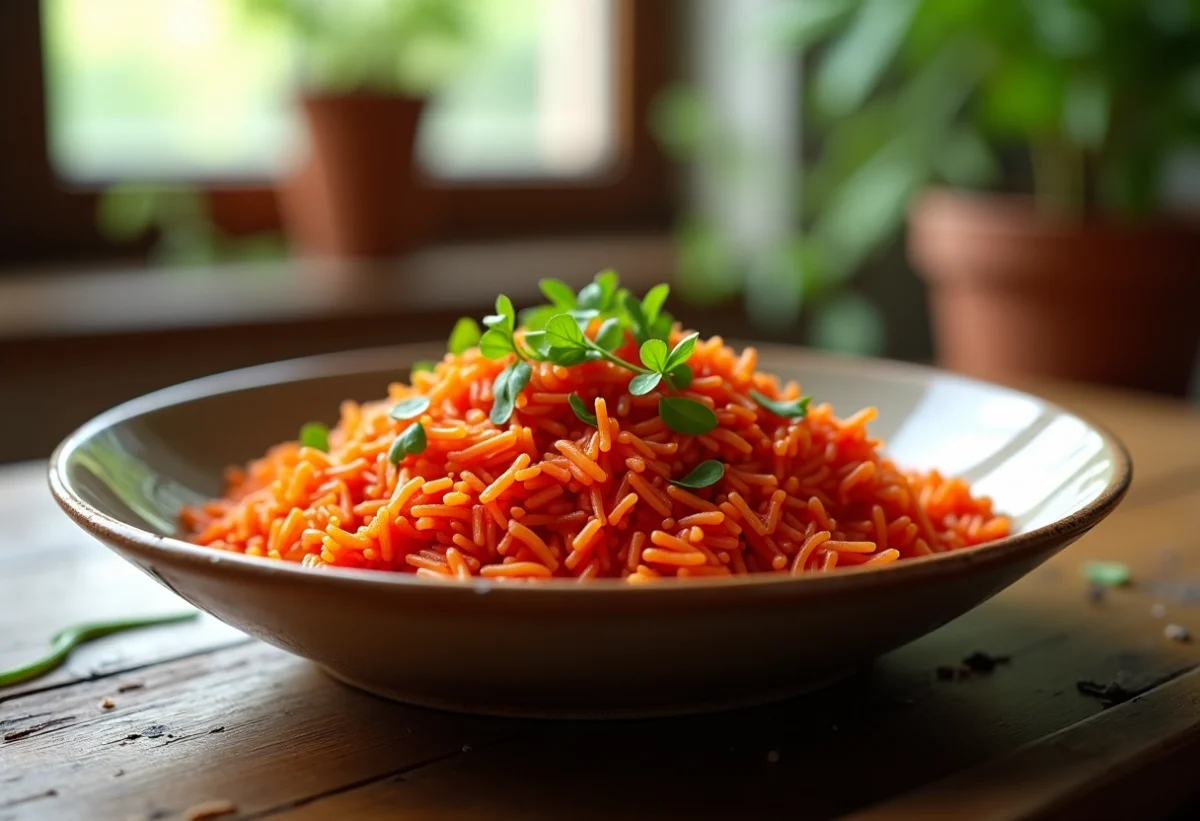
[3,716,76,742]
[142,725,169,739]
[116,682,145,693]
[963,651,1011,673]
[209,726,225,734]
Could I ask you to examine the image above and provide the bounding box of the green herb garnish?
[299,422,330,452]
[659,396,718,435]
[389,396,430,420]
[0,612,198,687]
[388,422,428,464]
[448,317,481,355]
[670,460,725,489]
[568,393,598,426]
[446,272,724,436]
[411,360,437,375]
[750,390,812,420]
[490,361,532,425]
[1083,560,1130,588]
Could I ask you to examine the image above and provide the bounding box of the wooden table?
[3,380,1200,821]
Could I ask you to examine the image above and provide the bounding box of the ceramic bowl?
[50,344,1131,718]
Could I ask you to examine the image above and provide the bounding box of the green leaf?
[495,294,516,331]
[1082,560,1130,588]
[749,389,812,420]
[670,460,724,490]
[410,360,437,375]
[621,290,653,343]
[490,361,531,425]
[568,393,598,426]
[568,309,601,329]
[668,363,693,390]
[1062,74,1110,151]
[299,422,330,452]
[523,330,551,358]
[815,0,920,117]
[659,397,718,435]
[545,314,586,349]
[388,395,430,420]
[665,332,698,371]
[539,278,577,309]
[577,282,604,310]
[546,347,594,367]
[448,317,481,355]
[639,338,670,373]
[594,269,619,307]
[398,421,427,456]
[519,304,559,332]
[478,328,514,360]
[641,283,670,321]
[594,317,625,351]
[629,372,663,396]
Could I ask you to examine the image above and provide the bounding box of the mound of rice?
[183,330,1008,582]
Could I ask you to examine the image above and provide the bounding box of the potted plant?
[251,0,472,259]
[788,0,1200,395]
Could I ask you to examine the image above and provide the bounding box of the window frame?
[0,0,678,264]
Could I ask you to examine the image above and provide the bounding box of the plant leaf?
[670,460,724,489]
[665,332,698,371]
[641,283,670,321]
[594,317,625,351]
[298,422,329,452]
[397,421,427,456]
[546,346,594,367]
[594,269,619,308]
[495,294,516,331]
[659,397,718,435]
[410,360,437,375]
[629,372,663,396]
[668,363,693,390]
[577,282,604,310]
[545,313,586,349]
[490,361,532,426]
[478,328,514,360]
[639,338,670,373]
[539,278,577,309]
[749,389,812,420]
[387,434,408,464]
[815,0,920,117]
[568,393,598,426]
[448,317,481,355]
[388,395,430,420]
[620,290,652,343]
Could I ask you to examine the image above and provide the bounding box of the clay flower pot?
[279,93,446,259]
[908,188,1200,396]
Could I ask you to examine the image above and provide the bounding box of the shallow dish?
[50,343,1130,717]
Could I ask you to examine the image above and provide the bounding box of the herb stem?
[584,339,651,374]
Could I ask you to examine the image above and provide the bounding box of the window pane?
[42,0,616,182]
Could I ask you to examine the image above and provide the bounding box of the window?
[0,1,675,263]
[42,0,616,182]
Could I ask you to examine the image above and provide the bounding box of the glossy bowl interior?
[50,343,1131,717]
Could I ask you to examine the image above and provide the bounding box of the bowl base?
[320,664,864,720]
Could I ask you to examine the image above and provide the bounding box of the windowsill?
[0,232,674,341]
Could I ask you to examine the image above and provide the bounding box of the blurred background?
[2,0,1199,463]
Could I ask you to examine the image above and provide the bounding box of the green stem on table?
[0,612,199,687]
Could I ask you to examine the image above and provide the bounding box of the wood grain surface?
[3,381,1200,821]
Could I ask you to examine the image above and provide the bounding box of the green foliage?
[96,183,285,268]
[655,0,1200,353]
[246,0,474,96]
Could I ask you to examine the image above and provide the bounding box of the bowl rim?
[48,342,1133,600]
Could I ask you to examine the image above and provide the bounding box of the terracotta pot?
[279,93,445,259]
[908,188,1200,396]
